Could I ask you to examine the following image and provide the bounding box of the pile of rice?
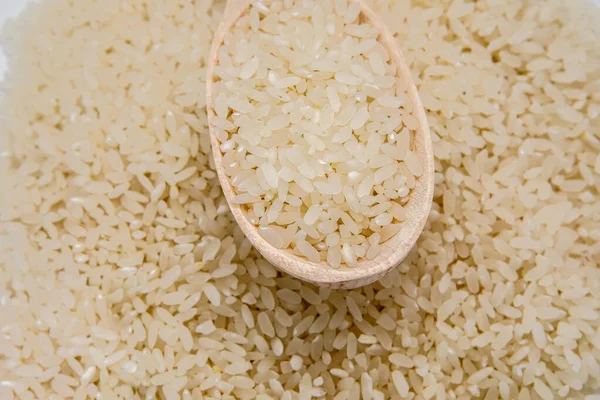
[211,0,424,267]
[1,0,599,399]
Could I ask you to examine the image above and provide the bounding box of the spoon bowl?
[206,0,434,289]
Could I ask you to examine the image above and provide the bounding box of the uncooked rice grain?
[0,0,599,399]
[212,0,421,267]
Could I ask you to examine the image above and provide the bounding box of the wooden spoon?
[206,0,434,289]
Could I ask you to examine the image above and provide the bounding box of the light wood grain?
[206,0,434,289]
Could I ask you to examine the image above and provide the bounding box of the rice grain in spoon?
[206,0,434,289]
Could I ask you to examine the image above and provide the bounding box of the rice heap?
[1,0,599,399]
[211,0,423,268]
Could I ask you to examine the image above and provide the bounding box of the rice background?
[2,4,600,98]
[1,0,599,399]
[0,0,28,80]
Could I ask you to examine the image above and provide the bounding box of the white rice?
[0,0,599,399]
[212,0,421,267]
